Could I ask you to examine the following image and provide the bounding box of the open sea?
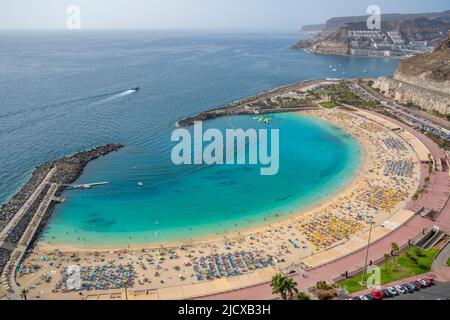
[0,31,399,246]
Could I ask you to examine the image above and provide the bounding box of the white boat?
[138,181,144,186]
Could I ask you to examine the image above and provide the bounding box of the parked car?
[401,284,414,293]
[370,291,384,300]
[414,280,426,289]
[423,278,435,286]
[418,279,430,287]
[381,289,394,298]
[359,294,375,301]
[395,285,407,294]
[408,282,420,291]
[364,294,375,300]
[351,296,362,300]
[387,287,399,296]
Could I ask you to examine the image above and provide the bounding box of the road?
[348,81,450,141]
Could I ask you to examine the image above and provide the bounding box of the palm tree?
[284,278,299,300]
[391,242,399,268]
[391,242,399,254]
[20,289,29,300]
[296,292,310,300]
[270,274,299,300]
[271,273,287,300]
[383,253,390,272]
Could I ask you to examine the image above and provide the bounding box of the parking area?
[350,277,437,300]
[391,282,450,300]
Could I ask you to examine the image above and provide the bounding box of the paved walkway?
[433,242,450,270]
[0,167,56,245]
[1,182,59,299]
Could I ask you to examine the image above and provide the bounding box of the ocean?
[0,31,399,246]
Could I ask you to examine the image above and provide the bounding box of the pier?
[62,182,109,190]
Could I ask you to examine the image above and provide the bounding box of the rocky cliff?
[321,10,450,33]
[373,76,450,115]
[292,26,349,55]
[394,34,450,95]
[372,35,450,115]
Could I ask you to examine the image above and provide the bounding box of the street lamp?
[124,279,128,301]
[360,220,376,286]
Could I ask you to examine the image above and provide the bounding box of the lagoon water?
[0,31,398,246]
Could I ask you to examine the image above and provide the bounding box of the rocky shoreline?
[0,144,123,275]
[177,80,320,127]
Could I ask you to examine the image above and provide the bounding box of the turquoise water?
[42,113,362,246]
[0,31,397,246]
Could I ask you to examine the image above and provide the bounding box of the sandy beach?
[14,107,425,299]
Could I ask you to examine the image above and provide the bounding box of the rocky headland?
[177,80,321,127]
[372,34,450,116]
[292,10,450,57]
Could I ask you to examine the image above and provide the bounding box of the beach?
[14,106,426,299]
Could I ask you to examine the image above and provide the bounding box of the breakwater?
[177,80,320,127]
[0,144,123,277]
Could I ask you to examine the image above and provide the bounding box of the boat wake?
[0,86,141,136]
[0,87,140,120]
[99,87,139,102]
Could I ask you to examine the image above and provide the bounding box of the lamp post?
[361,220,375,286]
[124,279,128,301]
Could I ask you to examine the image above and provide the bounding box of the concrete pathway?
[433,242,450,270]
[0,167,56,244]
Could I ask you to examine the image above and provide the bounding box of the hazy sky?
[1,0,449,31]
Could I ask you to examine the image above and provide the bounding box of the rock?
[372,35,450,115]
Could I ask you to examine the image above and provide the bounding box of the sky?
[0,0,449,31]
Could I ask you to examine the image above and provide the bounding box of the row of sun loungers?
[298,214,365,248]
[192,251,274,281]
[58,264,135,291]
[384,160,413,177]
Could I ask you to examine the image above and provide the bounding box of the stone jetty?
[0,144,123,282]
[177,79,320,127]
